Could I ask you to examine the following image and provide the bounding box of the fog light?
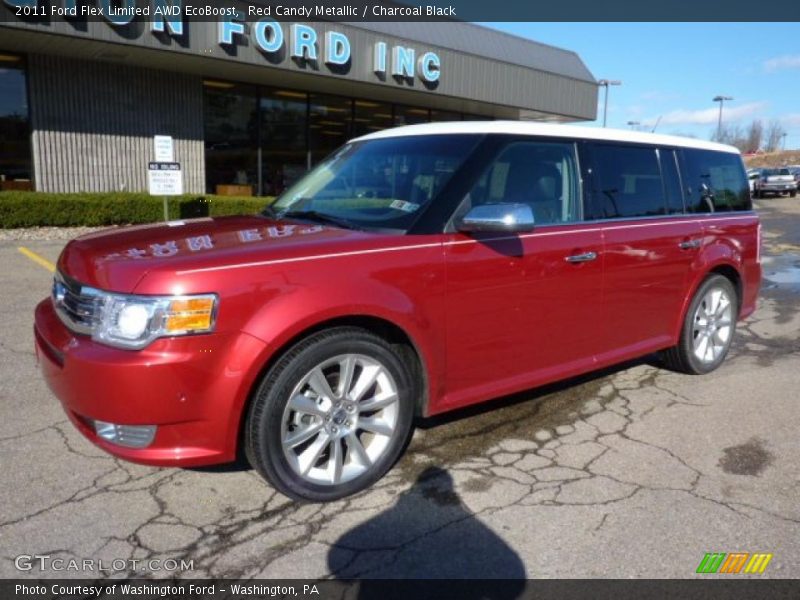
[93,420,157,448]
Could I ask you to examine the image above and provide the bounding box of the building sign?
[148,162,183,196]
[3,0,442,85]
[153,135,174,162]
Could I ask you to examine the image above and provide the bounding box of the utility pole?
[598,79,622,127]
[713,96,733,140]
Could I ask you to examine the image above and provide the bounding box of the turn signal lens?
[164,297,216,333]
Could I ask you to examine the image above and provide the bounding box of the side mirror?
[457,203,535,233]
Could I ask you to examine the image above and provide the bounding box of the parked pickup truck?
[753,168,797,198]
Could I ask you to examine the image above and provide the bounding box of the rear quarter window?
[681,149,751,212]
[587,144,667,219]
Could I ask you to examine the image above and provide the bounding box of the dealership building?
[0,3,597,196]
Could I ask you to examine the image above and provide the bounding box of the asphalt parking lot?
[1,198,798,580]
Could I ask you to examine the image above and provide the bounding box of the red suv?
[35,123,761,501]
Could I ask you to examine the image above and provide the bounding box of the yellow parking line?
[17,247,56,273]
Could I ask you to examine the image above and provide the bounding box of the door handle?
[565,251,598,263]
[679,239,702,250]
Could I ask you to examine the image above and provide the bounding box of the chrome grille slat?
[52,271,103,335]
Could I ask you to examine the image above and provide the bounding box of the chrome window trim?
[526,209,757,230]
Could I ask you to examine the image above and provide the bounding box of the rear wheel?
[660,274,738,374]
[245,327,415,502]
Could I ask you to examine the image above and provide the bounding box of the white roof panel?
[353,121,740,154]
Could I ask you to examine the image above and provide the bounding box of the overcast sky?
[485,22,800,149]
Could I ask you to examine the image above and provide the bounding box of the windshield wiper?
[279,210,363,231]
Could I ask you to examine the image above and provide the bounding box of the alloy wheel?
[691,287,734,363]
[280,353,400,486]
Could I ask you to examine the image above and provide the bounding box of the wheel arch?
[672,258,744,343]
[234,313,431,461]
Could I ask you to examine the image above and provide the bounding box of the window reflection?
[0,54,32,190]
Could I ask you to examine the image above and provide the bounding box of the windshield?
[268,135,482,232]
[764,168,791,176]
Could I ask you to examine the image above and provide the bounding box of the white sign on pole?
[153,135,174,162]
[148,162,183,196]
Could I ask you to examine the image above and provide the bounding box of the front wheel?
[660,274,738,374]
[245,327,415,502]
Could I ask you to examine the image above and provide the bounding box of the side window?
[590,144,667,219]
[660,149,685,214]
[682,149,750,212]
[464,141,580,225]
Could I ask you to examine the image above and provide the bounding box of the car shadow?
[327,466,526,593]
[416,355,658,431]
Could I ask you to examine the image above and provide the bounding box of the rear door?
[442,139,604,409]
[587,144,702,360]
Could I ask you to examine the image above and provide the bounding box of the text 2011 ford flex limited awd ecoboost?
[34,122,761,501]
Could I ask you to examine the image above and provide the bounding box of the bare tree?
[764,120,786,152]
[713,124,748,152]
[745,119,763,152]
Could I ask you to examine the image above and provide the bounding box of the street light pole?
[598,79,622,127]
[713,95,733,140]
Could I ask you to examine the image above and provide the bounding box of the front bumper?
[34,299,268,467]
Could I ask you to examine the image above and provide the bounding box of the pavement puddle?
[761,254,800,291]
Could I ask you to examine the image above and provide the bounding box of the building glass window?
[463,113,494,121]
[0,53,32,190]
[430,109,461,122]
[202,79,497,198]
[394,105,430,126]
[203,81,258,196]
[261,88,308,197]
[309,94,352,166]
[352,100,392,138]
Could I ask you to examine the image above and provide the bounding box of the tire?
[245,327,416,502]
[753,189,760,199]
[790,191,797,198]
[660,274,738,375]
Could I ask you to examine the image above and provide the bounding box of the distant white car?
[753,168,797,198]
[747,169,760,194]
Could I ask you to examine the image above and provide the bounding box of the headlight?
[93,293,217,350]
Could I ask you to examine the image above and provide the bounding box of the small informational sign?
[148,162,183,196]
[153,135,174,162]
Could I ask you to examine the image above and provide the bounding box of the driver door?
[441,140,605,411]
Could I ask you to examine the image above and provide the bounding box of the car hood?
[57,215,377,293]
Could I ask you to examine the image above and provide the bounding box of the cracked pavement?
[1,198,799,579]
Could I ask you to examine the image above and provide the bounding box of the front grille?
[52,271,103,335]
